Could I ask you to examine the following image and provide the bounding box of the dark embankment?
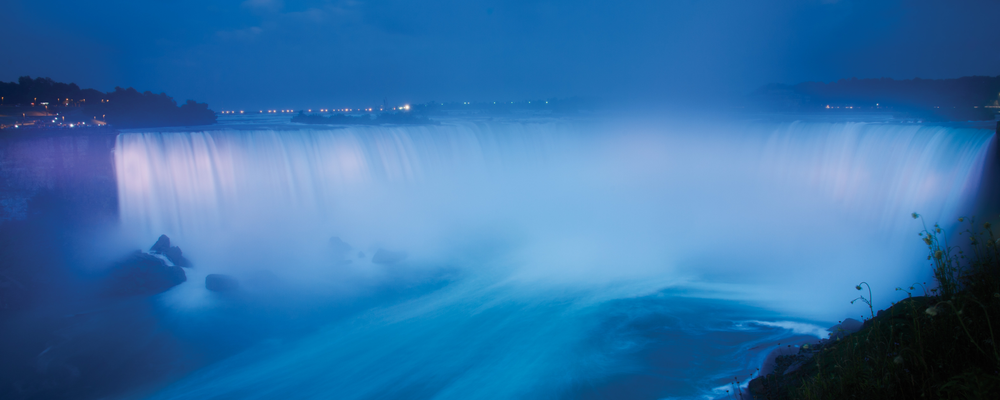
[0,133,196,399]
[0,133,118,224]
[748,217,1000,399]
[972,123,1000,220]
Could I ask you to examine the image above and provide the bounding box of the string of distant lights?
[219,105,410,115]
[216,101,570,114]
[215,101,574,114]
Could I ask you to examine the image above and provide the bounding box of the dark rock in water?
[329,236,352,256]
[329,236,353,265]
[149,234,170,254]
[149,234,191,267]
[371,249,407,265]
[205,274,239,292]
[106,251,187,296]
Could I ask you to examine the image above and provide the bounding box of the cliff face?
[0,132,118,223]
[0,133,187,400]
[0,132,120,316]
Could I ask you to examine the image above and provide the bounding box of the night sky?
[2,0,998,110]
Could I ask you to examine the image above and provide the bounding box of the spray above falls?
[114,118,994,317]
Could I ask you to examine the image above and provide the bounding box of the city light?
[241,104,427,115]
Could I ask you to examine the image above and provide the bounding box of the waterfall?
[116,118,994,399]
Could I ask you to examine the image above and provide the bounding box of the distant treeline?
[0,76,104,105]
[292,111,437,125]
[1,76,216,128]
[752,75,1000,121]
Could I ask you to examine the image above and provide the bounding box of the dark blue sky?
[2,0,998,110]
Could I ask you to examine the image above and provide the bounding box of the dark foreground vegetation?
[749,215,1000,399]
[752,75,1000,121]
[0,76,216,129]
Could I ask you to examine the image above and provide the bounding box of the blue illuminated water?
[115,117,994,399]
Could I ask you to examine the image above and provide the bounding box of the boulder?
[758,339,824,377]
[106,251,186,296]
[205,274,239,292]
[371,249,407,265]
[827,318,863,340]
[759,344,803,376]
[329,236,353,265]
[149,234,191,267]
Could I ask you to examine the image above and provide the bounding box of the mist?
[115,115,992,320]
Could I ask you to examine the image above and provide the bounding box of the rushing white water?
[115,117,994,399]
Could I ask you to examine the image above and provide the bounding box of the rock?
[205,274,239,292]
[329,236,352,256]
[106,251,186,296]
[149,234,191,267]
[371,249,407,265]
[827,318,863,340]
[759,344,802,376]
[329,237,353,265]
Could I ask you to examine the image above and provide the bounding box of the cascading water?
[114,117,994,399]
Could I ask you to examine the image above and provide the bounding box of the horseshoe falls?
[114,117,994,399]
